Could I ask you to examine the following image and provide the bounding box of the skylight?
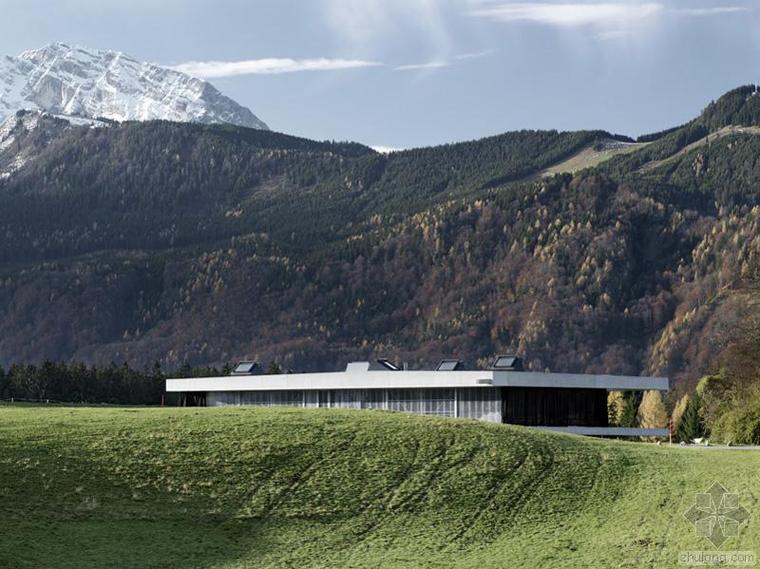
[233,361,258,375]
[491,355,523,371]
[436,359,462,371]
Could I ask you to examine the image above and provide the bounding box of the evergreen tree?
[677,396,704,442]
[619,391,642,428]
[0,361,215,405]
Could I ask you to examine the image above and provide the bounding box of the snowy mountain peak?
[0,43,268,130]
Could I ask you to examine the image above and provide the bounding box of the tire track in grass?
[348,432,484,548]
[293,429,426,563]
[247,430,362,518]
[480,452,556,542]
[444,438,535,548]
[446,435,610,552]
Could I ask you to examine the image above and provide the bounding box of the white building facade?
[166,361,669,438]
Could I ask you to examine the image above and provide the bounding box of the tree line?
[0,361,283,405]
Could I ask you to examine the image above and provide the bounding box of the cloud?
[323,0,451,56]
[674,6,748,16]
[470,2,749,31]
[394,50,494,71]
[454,49,496,60]
[394,60,451,71]
[595,29,635,40]
[172,58,382,78]
[471,2,664,28]
[172,48,493,78]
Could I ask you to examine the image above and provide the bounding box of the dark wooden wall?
[502,387,608,427]
[181,392,207,407]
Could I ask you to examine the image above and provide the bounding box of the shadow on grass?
[0,519,277,569]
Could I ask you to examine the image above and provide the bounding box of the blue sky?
[1,0,758,148]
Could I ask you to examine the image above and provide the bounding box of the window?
[387,389,455,417]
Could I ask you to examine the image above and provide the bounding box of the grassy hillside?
[541,138,648,176]
[1,405,758,568]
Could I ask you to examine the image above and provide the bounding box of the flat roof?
[166,369,668,393]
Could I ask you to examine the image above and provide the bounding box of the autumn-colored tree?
[607,391,626,426]
[637,390,668,430]
[671,394,690,434]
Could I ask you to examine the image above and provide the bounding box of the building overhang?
[537,427,671,438]
[166,370,668,393]
[492,371,668,391]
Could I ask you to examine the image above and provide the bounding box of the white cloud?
[596,28,635,40]
[323,0,451,56]
[172,58,382,78]
[394,60,451,71]
[454,49,496,60]
[470,2,750,30]
[471,2,664,28]
[674,6,748,16]
[394,50,493,71]
[322,1,495,74]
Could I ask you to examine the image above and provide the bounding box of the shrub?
[709,388,760,445]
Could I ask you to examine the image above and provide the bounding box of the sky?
[1,0,759,149]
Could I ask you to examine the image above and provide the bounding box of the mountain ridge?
[0,42,268,129]
[0,86,759,395]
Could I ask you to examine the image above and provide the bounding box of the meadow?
[1,404,758,568]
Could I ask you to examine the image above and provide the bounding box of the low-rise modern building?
[165,357,669,437]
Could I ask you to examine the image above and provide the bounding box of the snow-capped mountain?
[0,42,268,129]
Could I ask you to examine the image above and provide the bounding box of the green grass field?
[1,405,758,568]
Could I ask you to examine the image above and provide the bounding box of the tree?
[677,395,704,442]
[619,391,642,428]
[267,361,283,375]
[696,374,733,435]
[671,394,690,434]
[607,391,626,426]
[637,390,668,430]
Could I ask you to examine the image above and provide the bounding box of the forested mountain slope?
[1,87,759,394]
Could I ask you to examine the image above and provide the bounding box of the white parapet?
[166,369,668,393]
